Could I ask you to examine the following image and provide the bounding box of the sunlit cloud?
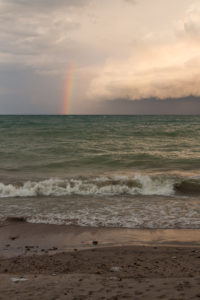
[88,2,200,101]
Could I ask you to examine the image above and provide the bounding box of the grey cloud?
[4,0,90,10]
[0,67,63,114]
[90,96,200,115]
[176,4,200,40]
[183,19,200,38]
[124,0,136,4]
[0,0,83,72]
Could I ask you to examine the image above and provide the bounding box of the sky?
[0,0,200,114]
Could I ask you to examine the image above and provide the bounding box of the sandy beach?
[0,218,200,299]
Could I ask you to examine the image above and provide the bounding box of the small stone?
[9,236,18,241]
[11,277,28,283]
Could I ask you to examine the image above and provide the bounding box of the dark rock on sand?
[6,216,27,223]
[9,236,19,241]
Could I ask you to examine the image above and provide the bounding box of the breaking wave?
[0,174,199,198]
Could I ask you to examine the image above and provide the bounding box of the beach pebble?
[9,236,19,241]
[11,277,28,283]
[110,266,121,272]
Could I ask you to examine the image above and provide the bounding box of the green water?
[0,115,199,228]
[0,115,199,180]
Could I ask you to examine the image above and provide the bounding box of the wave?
[174,179,200,195]
[0,173,199,198]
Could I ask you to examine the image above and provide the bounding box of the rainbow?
[62,63,75,115]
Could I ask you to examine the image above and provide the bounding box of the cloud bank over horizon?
[0,0,200,114]
[88,2,200,101]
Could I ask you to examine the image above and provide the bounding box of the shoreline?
[1,219,200,299]
[1,219,200,258]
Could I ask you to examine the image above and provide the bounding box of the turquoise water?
[0,115,199,228]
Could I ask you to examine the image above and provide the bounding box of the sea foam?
[0,174,176,198]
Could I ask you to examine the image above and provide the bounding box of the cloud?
[0,0,86,73]
[93,96,200,115]
[1,0,200,114]
[88,2,200,101]
[176,2,200,39]
[0,87,8,95]
[123,0,136,4]
[0,0,139,75]
[3,0,90,10]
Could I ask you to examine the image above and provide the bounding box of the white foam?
[1,190,200,229]
[0,174,175,198]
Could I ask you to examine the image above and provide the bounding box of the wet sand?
[0,219,200,299]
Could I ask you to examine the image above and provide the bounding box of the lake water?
[0,115,199,228]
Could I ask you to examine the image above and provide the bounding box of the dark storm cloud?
[91,96,200,115]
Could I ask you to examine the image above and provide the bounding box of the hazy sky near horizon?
[1,0,200,114]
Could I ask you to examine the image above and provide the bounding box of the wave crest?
[0,174,176,197]
[0,174,199,198]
